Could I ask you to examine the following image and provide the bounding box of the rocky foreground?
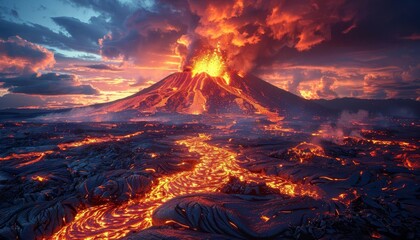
[0,117,418,239]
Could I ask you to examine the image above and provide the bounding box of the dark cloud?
[52,16,107,48]
[38,5,47,11]
[402,64,420,81]
[0,36,55,73]
[0,93,47,109]
[0,18,102,53]
[316,76,338,99]
[0,36,99,96]
[65,0,133,27]
[78,64,121,71]
[363,74,419,99]
[0,1,128,55]
[98,1,194,65]
[332,0,420,48]
[10,9,19,18]
[0,73,99,95]
[252,0,420,70]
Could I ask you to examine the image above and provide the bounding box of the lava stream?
[51,134,318,239]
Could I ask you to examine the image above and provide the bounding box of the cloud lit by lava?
[100,0,357,75]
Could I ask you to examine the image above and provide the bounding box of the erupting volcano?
[87,48,325,121]
[1,1,419,240]
[1,47,419,240]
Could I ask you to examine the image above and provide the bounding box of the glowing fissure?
[1,131,144,169]
[57,131,144,150]
[0,151,53,168]
[51,134,318,239]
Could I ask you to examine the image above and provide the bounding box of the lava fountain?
[191,46,231,85]
[51,134,319,239]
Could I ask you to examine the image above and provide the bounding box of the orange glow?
[32,175,48,182]
[191,47,230,84]
[51,134,319,239]
[299,89,317,99]
[0,151,54,168]
[395,153,419,170]
[289,142,326,163]
[262,122,294,133]
[331,192,356,205]
[57,131,144,150]
[260,215,270,222]
[371,232,381,239]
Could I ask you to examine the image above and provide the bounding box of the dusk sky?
[0,0,419,109]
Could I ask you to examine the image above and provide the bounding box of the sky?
[0,0,419,109]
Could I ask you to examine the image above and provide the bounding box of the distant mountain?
[313,98,420,118]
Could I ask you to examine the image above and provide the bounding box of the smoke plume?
[100,0,357,74]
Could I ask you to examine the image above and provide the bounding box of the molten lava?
[0,151,54,168]
[191,47,230,84]
[51,134,319,239]
[57,131,144,150]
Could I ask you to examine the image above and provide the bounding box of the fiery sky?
[0,0,419,109]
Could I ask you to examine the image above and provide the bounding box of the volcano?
[93,71,326,120]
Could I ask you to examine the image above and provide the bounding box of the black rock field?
[0,114,418,239]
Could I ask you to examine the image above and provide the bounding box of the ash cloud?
[98,0,357,73]
[91,0,419,100]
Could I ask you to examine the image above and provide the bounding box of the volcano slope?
[45,72,329,122]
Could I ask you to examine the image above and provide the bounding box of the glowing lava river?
[1,120,418,239]
[52,134,318,239]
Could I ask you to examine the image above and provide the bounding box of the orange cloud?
[183,0,355,73]
[0,36,55,73]
[99,0,356,75]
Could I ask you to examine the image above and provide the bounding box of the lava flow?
[57,131,144,150]
[51,134,319,239]
[0,151,54,168]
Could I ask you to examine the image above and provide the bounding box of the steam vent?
[0,1,419,240]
